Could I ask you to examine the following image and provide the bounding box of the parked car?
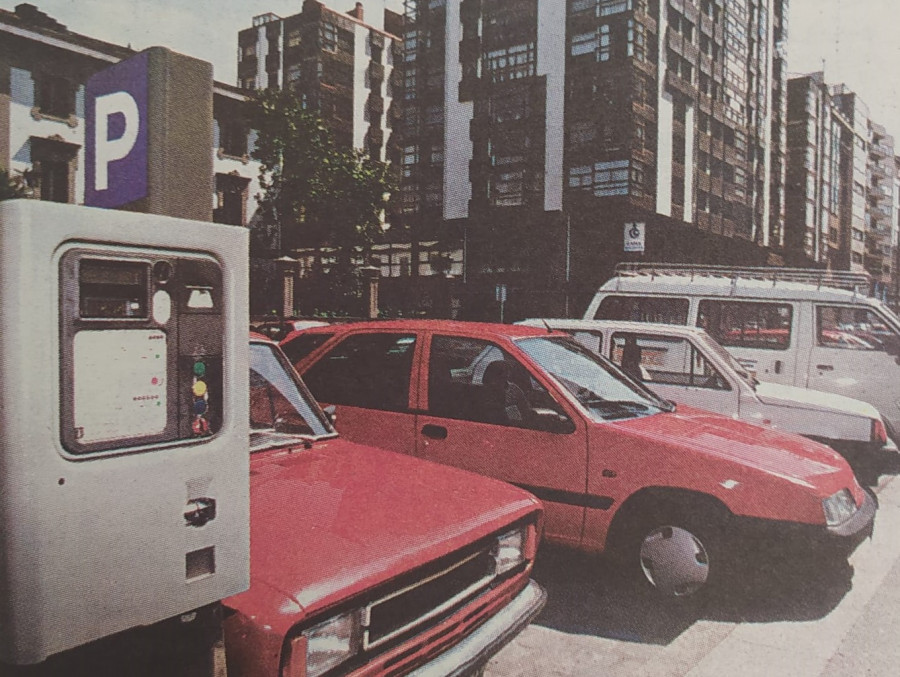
[224,334,546,676]
[517,319,896,457]
[283,320,876,599]
[584,263,900,439]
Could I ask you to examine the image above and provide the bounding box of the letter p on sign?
[85,50,149,209]
[94,92,139,192]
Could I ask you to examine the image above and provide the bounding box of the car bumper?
[407,580,546,677]
[738,490,877,556]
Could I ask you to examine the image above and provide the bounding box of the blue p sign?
[85,51,149,208]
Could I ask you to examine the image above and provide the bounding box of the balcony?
[367,93,385,116]
[368,61,385,82]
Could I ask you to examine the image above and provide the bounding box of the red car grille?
[362,548,495,651]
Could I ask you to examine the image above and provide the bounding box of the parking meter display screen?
[79,259,148,318]
[73,329,167,444]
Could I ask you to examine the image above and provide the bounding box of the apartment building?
[784,72,845,267]
[400,0,789,316]
[237,0,402,162]
[785,75,899,304]
[0,3,260,227]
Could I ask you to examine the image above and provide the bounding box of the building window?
[31,137,78,203]
[600,0,630,15]
[571,31,598,57]
[568,159,630,197]
[214,174,250,226]
[401,184,420,213]
[570,0,596,14]
[627,20,646,61]
[36,74,76,119]
[402,145,418,177]
[320,22,337,52]
[490,169,525,207]
[598,25,612,62]
[486,43,536,83]
[220,123,248,158]
[287,30,301,48]
[287,63,302,82]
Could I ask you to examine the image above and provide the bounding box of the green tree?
[248,88,394,258]
[0,169,27,201]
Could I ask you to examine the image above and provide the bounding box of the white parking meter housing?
[0,200,250,665]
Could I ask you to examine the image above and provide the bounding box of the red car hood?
[616,405,848,486]
[230,437,539,628]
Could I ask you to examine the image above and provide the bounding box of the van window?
[816,306,900,354]
[595,295,689,324]
[698,300,792,350]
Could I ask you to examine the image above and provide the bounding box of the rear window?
[595,295,689,324]
[698,300,793,350]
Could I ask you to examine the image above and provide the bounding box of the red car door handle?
[422,424,448,440]
[816,364,834,371]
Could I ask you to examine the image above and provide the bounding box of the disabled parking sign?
[624,222,645,252]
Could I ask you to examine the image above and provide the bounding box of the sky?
[7,0,900,140]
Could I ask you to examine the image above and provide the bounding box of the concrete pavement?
[486,472,900,677]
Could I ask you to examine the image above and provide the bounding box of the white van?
[584,263,900,440]
[518,318,895,456]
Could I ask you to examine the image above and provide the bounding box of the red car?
[284,320,876,598]
[224,335,546,676]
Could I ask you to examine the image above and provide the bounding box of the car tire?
[617,506,728,600]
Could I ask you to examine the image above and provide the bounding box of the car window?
[610,332,730,390]
[428,335,567,429]
[816,306,900,354]
[697,300,793,350]
[302,333,416,412]
[595,295,689,324]
[517,336,669,422]
[249,342,333,452]
[282,333,335,364]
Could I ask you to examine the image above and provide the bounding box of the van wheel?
[619,509,727,600]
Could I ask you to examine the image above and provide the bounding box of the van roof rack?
[614,263,874,294]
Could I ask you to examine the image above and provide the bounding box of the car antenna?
[541,319,552,333]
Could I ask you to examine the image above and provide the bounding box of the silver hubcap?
[639,525,709,597]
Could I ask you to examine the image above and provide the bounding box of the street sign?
[85,51,149,208]
[84,47,214,221]
[624,222,645,252]
[495,283,507,303]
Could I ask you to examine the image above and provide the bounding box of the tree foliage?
[0,169,28,201]
[248,88,395,257]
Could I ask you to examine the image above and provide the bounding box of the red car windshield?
[250,342,335,451]
[516,336,671,421]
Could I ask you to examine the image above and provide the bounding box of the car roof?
[519,318,708,337]
[249,331,274,343]
[282,319,553,342]
[599,274,878,304]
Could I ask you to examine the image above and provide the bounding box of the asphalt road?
[486,450,900,676]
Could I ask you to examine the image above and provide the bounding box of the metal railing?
[614,262,874,294]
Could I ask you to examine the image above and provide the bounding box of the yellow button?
[192,381,208,397]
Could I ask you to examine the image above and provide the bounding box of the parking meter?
[0,200,249,665]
